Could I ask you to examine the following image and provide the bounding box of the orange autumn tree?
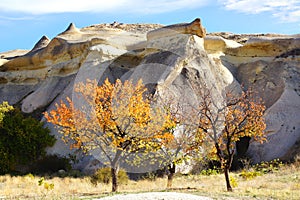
[44,78,174,192]
[191,82,267,192]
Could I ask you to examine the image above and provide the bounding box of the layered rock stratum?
[0,19,299,171]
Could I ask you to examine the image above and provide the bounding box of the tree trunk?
[111,149,122,192]
[215,143,233,191]
[167,163,176,188]
[224,167,232,192]
[111,166,119,192]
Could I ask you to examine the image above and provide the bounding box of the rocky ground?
[82,21,163,34]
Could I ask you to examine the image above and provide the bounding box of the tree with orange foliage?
[44,78,174,192]
[190,81,266,192]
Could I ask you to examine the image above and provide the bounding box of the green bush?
[0,109,56,174]
[254,159,284,174]
[91,167,129,186]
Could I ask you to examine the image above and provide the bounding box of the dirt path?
[96,192,212,200]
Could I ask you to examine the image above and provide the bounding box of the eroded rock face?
[147,18,206,41]
[0,20,299,170]
[30,35,51,53]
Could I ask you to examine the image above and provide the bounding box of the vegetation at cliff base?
[0,103,56,174]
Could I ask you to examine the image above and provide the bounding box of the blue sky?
[0,0,299,52]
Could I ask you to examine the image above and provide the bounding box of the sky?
[0,0,299,52]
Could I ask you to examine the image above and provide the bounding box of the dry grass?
[0,175,108,199]
[0,163,300,200]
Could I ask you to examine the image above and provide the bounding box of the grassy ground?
[0,162,299,200]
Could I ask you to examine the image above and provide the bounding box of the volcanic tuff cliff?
[0,19,299,171]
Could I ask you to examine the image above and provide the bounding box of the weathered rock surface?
[30,35,51,53]
[147,18,206,41]
[0,19,299,171]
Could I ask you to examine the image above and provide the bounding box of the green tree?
[0,108,56,174]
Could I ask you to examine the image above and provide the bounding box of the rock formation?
[147,18,206,41]
[0,19,299,171]
[30,35,50,53]
[58,22,82,35]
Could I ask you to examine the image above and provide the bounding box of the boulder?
[237,58,300,163]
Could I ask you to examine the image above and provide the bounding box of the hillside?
[0,19,299,172]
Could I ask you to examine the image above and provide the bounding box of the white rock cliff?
[0,20,299,171]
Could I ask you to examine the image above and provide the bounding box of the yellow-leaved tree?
[190,81,266,191]
[153,95,204,188]
[44,78,174,192]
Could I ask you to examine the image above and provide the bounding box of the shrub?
[91,167,129,186]
[140,172,159,181]
[31,155,71,174]
[239,159,283,180]
[191,158,221,175]
[230,176,238,188]
[254,159,284,174]
[200,167,220,176]
[239,170,262,180]
[38,177,54,190]
[0,109,56,174]
[0,101,13,124]
[25,173,35,179]
[66,169,83,178]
